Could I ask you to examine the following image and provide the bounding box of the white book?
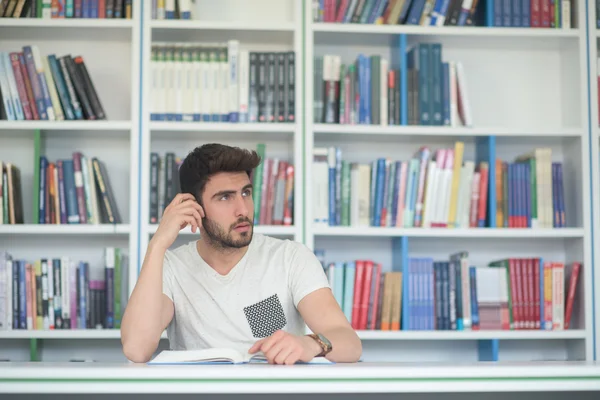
[358,164,371,227]
[210,49,221,120]
[380,58,388,126]
[174,44,185,120]
[238,50,249,122]
[192,46,202,120]
[220,46,229,121]
[421,160,437,228]
[148,348,333,365]
[165,47,176,120]
[455,61,472,127]
[200,49,211,120]
[182,44,195,122]
[350,163,360,226]
[312,147,329,227]
[227,40,240,122]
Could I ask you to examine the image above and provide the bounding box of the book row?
[315,0,482,26]
[151,0,191,19]
[148,145,295,226]
[312,143,565,229]
[322,253,580,331]
[34,153,122,225]
[0,248,129,331]
[0,0,133,18]
[313,0,571,28]
[0,46,105,121]
[314,43,472,127]
[150,41,296,124]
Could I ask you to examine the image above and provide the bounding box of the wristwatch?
[306,333,332,357]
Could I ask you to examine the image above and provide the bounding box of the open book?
[148,348,333,365]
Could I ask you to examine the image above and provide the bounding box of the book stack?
[0,0,133,19]
[0,248,129,331]
[0,161,24,225]
[37,153,121,225]
[150,41,295,124]
[312,143,566,229]
[314,43,471,127]
[0,46,105,121]
[323,252,581,331]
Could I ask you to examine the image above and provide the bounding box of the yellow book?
[447,141,464,227]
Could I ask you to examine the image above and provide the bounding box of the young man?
[121,143,362,364]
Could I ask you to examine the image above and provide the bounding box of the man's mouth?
[234,222,251,231]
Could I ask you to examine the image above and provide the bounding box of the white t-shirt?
[161,233,330,355]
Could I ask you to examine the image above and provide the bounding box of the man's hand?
[248,330,322,365]
[150,193,204,251]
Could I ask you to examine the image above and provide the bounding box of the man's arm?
[120,243,174,363]
[120,193,204,363]
[297,287,362,363]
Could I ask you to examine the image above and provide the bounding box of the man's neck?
[195,238,249,276]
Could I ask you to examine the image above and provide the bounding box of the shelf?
[147,224,298,237]
[0,18,134,29]
[312,226,585,238]
[312,23,581,38]
[0,120,132,132]
[357,330,587,340]
[0,224,131,235]
[150,121,296,141]
[0,330,168,340]
[0,330,121,340]
[312,124,583,138]
[1,329,582,341]
[150,20,295,32]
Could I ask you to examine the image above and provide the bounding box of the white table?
[0,361,599,395]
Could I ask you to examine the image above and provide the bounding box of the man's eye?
[220,195,229,200]
[243,189,252,197]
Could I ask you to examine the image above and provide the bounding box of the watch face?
[317,333,332,349]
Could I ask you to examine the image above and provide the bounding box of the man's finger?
[248,338,266,354]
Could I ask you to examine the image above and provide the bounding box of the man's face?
[200,171,254,250]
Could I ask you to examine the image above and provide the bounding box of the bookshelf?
[0,0,598,365]
[304,0,592,363]
[0,1,142,362]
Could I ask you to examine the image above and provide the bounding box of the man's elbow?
[122,339,154,363]
[349,329,363,362]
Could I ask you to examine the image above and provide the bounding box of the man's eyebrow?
[211,184,253,200]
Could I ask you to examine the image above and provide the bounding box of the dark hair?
[179,143,262,204]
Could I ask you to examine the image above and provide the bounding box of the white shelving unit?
[0,3,142,362]
[304,0,593,363]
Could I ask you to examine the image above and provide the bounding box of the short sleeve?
[162,251,175,301]
[288,242,330,307]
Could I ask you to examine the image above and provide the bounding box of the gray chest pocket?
[243,294,287,338]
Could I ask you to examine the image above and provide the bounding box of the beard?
[201,215,253,251]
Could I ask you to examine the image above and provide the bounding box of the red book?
[359,260,374,330]
[351,261,365,329]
